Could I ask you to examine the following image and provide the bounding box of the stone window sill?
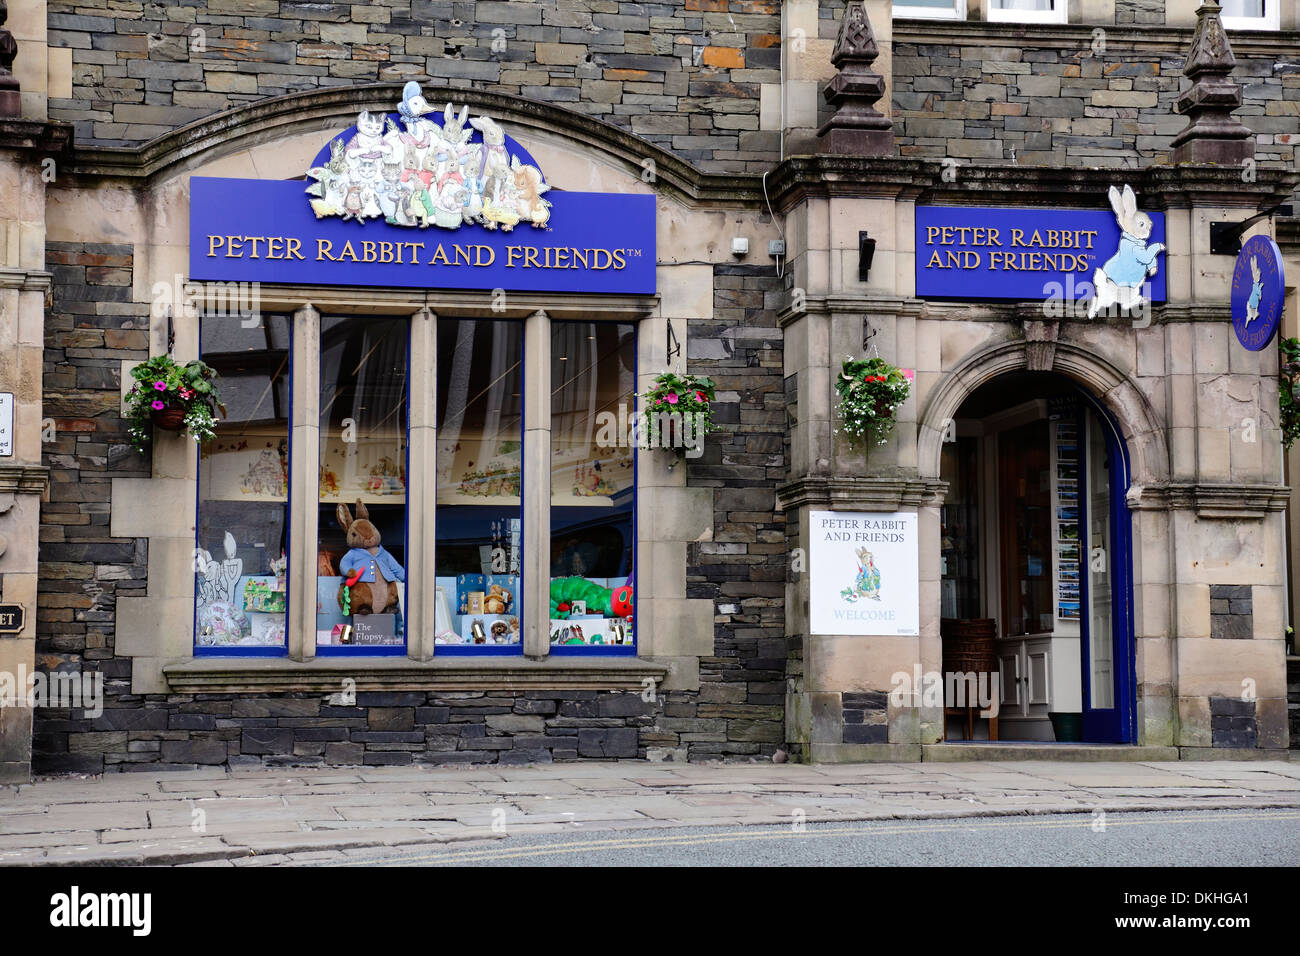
[163,655,668,695]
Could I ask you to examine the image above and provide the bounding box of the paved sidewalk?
[3,758,1299,866]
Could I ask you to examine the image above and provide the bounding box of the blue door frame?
[1076,389,1138,744]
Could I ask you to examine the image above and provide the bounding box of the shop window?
[549,321,637,654]
[194,314,292,655]
[893,0,966,19]
[434,318,524,653]
[1220,0,1278,30]
[316,316,410,654]
[986,0,1067,23]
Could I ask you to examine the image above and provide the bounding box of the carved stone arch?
[63,84,760,208]
[917,339,1170,487]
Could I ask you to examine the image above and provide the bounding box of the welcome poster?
[809,511,919,636]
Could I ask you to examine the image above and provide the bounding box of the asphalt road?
[307,809,1300,867]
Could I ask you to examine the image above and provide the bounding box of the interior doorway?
[939,372,1136,744]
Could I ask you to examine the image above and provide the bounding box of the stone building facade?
[0,0,1295,780]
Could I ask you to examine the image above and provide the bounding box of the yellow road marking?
[328,810,1300,867]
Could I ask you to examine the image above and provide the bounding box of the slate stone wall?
[680,263,791,759]
[37,240,151,749]
[36,690,667,772]
[1210,584,1253,640]
[890,39,1299,171]
[46,0,781,172]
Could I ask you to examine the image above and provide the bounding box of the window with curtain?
[316,315,410,653]
[549,321,637,653]
[1220,0,1275,28]
[893,0,965,19]
[194,314,291,654]
[434,318,524,652]
[987,0,1067,23]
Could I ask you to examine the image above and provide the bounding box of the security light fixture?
[731,237,749,257]
[859,231,877,282]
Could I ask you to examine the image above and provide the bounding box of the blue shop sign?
[915,192,1167,304]
[1230,234,1285,352]
[189,83,656,295]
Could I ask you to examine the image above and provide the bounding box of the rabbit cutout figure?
[1245,255,1262,326]
[336,500,404,616]
[1087,184,1165,319]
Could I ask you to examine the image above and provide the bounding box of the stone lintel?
[1128,482,1290,517]
[0,465,49,497]
[777,475,948,513]
[0,119,72,156]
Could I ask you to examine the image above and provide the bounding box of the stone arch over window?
[65,84,729,208]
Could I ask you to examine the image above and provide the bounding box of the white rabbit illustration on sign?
[1086,184,1165,319]
[1245,255,1262,325]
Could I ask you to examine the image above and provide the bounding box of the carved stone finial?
[0,0,19,118]
[1169,1,1254,165]
[817,1,893,157]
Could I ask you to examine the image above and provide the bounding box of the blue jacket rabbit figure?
[1102,231,1163,288]
[1087,184,1165,319]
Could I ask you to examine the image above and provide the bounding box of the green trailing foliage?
[835,356,911,447]
[1280,337,1300,451]
[639,371,716,452]
[125,355,225,454]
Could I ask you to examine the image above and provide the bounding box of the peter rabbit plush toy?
[337,500,404,616]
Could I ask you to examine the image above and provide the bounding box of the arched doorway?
[938,370,1137,744]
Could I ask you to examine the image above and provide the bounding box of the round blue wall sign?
[1230,234,1285,352]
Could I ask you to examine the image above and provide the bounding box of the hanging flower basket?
[125,355,225,454]
[835,356,911,447]
[639,372,716,465]
[1280,337,1300,451]
[150,406,188,431]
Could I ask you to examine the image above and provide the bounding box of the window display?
[194,314,292,653]
[316,315,409,652]
[550,321,636,650]
[435,319,523,651]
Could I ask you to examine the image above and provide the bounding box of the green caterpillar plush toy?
[550,576,634,620]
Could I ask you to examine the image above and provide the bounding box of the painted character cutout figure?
[1245,255,1262,326]
[1088,184,1166,319]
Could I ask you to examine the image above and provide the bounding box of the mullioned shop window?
[550,321,637,655]
[194,314,292,655]
[193,309,639,657]
[434,318,523,654]
[316,315,410,654]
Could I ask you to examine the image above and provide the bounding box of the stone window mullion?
[407,308,437,660]
[287,302,320,662]
[523,309,551,658]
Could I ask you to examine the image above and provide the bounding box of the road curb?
[11,797,1300,866]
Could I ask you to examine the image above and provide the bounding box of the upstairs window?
[1220,0,1279,30]
[894,0,966,19]
[987,0,1068,23]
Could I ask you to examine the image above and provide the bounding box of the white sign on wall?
[0,393,12,457]
[809,510,919,636]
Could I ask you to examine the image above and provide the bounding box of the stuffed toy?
[484,583,512,614]
[549,576,633,620]
[336,500,404,616]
